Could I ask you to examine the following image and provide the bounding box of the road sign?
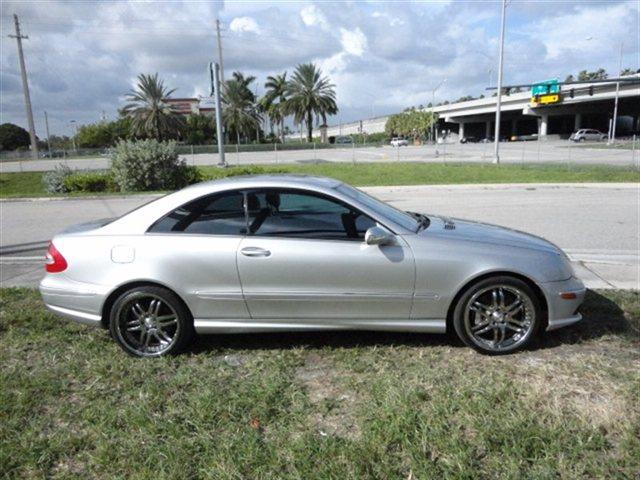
[531,79,561,106]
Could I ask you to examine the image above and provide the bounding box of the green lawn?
[1,288,638,479]
[1,162,639,199]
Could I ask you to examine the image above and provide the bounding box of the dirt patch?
[295,352,361,440]
[512,348,637,429]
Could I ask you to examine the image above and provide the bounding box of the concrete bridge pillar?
[511,119,518,136]
[458,122,465,139]
[539,114,548,138]
[574,113,582,131]
[485,121,492,139]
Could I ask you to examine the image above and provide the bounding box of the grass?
[1,288,639,479]
[1,162,639,199]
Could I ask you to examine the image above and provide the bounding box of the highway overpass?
[315,76,640,141]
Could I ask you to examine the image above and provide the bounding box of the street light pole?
[493,0,507,164]
[70,120,77,152]
[610,42,623,144]
[430,78,446,144]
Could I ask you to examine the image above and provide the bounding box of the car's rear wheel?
[453,276,542,354]
[109,286,193,357]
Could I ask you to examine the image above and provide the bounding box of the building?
[164,98,215,117]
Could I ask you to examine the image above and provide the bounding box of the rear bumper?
[540,276,586,331]
[39,275,107,328]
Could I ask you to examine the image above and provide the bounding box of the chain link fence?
[1,137,638,171]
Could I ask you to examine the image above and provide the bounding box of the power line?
[8,13,38,159]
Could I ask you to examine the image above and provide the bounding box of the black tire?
[109,285,194,357]
[452,276,543,355]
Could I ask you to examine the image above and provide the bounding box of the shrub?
[111,139,194,191]
[63,171,116,193]
[201,165,287,181]
[42,163,74,194]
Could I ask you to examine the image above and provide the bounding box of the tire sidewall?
[109,286,193,357]
[452,276,542,355]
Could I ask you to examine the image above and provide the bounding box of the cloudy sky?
[1,0,638,136]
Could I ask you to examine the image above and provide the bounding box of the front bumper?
[540,276,586,331]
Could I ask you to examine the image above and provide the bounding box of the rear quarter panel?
[48,233,248,320]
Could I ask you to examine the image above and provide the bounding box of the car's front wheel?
[109,286,194,357]
[453,276,542,354]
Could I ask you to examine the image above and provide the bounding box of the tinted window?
[246,189,375,240]
[149,191,247,235]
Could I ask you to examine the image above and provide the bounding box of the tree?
[75,122,114,148]
[577,68,608,81]
[122,73,184,141]
[223,78,261,145]
[385,110,436,141]
[284,63,338,142]
[0,123,31,151]
[262,72,288,142]
[620,68,637,77]
[183,114,216,145]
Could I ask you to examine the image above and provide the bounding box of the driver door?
[236,188,415,320]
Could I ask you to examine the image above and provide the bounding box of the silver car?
[569,129,607,142]
[40,175,585,357]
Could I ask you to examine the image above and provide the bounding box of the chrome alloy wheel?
[114,293,180,357]
[463,285,535,352]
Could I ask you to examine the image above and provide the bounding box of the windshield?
[335,184,419,232]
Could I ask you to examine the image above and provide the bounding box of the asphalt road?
[1,183,638,289]
[1,141,638,172]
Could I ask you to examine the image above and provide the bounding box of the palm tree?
[263,72,288,142]
[122,73,183,141]
[284,63,338,142]
[223,78,261,145]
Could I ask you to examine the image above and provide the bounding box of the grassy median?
[1,162,639,198]
[1,288,638,479]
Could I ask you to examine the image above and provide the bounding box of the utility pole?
[9,14,38,159]
[493,0,507,164]
[610,42,623,144]
[215,19,225,84]
[212,62,226,167]
[44,111,51,156]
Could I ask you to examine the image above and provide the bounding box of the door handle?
[240,247,271,257]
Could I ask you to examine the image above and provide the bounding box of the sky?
[1,0,638,136]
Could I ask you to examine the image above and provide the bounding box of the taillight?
[45,242,68,273]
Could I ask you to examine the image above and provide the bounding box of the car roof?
[187,174,343,192]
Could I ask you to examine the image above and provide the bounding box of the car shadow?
[189,290,636,355]
[191,327,459,354]
[532,289,637,351]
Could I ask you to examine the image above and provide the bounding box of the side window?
[246,189,375,240]
[149,191,247,235]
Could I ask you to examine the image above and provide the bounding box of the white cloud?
[340,28,367,57]
[229,16,260,34]
[300,5,328,28]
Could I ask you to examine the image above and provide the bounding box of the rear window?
[148,191,247,235]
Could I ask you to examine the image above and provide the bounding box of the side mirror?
[365,226,394,246]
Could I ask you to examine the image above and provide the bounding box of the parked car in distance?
[334,136,353,145]
[569,129,607,142]
[510,134,538,142]
[41,175,585,357]
[460,136,480,144]
[40,150,65,158]
[390,137,409,147]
